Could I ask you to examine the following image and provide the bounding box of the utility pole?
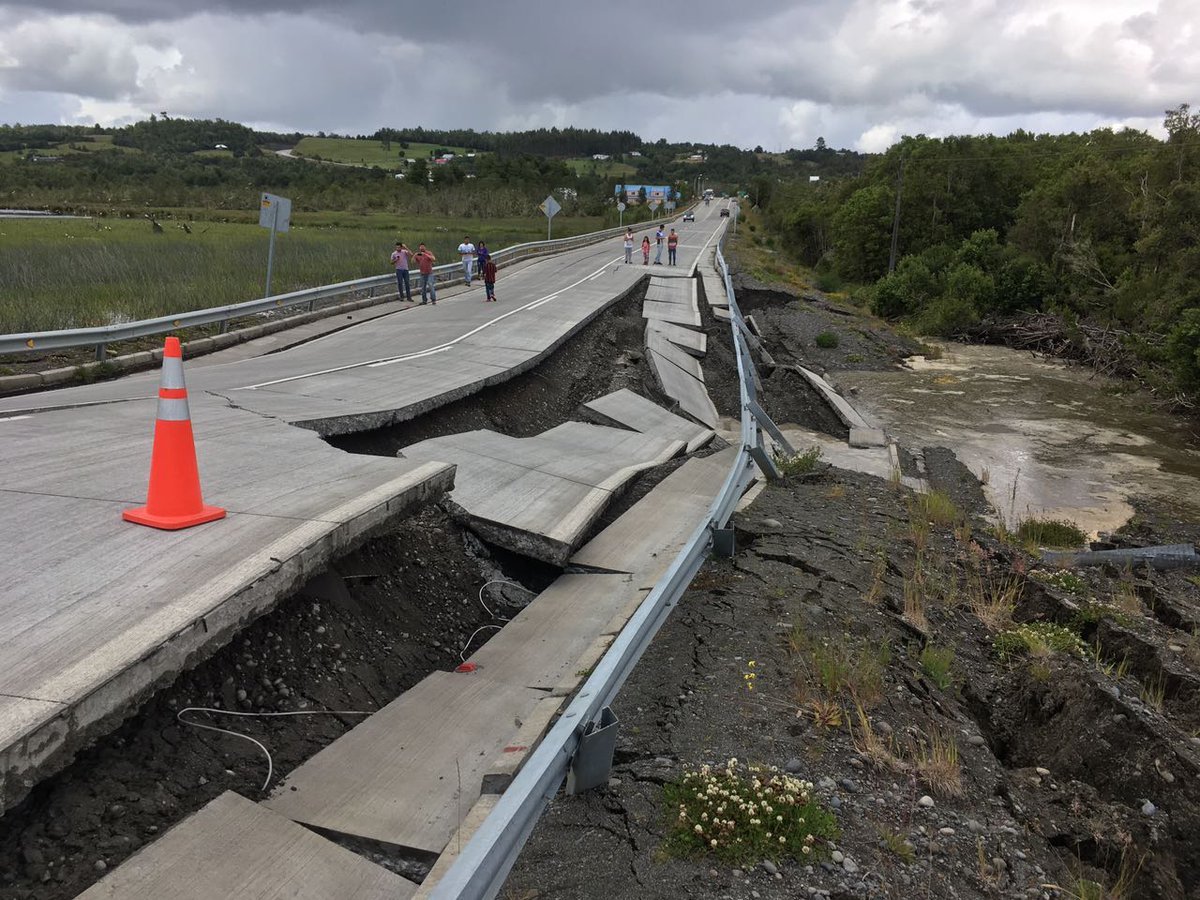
[887,155,906,274]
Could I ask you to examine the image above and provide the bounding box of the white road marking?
[241,256,622,388]
[0,415,31,423]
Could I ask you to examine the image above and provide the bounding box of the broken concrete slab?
[642,299,701,327]
[793,365,872,430]
[263,671,543,857]
[401,424,684,565]
[647,352,719,429]
[571,448,739,588]
[78,791,415,900]
[468,573,639,691]
[849,426,888,448]
[646,321,706,357]
[583,388,715,453]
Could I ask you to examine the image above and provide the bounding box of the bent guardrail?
[429,203,796,899]
[0,218,673,359]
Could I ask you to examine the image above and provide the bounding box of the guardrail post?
[218,319,229,335]
[748,432,783,481]
[566,707,619,794]
[712,526,736,557]
[747,399,796,457]
[94,342,107,362]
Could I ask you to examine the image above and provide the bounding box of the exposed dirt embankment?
[506,273,1200,899]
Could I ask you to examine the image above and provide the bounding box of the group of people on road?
[389,235,498,305]
[623,225,680,266]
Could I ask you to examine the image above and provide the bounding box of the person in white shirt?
[458,236,477,285]
[654,226,665,265]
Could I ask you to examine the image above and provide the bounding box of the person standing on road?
[623,228,634,264]
[667,228,679,266]
[390,241,413,302]
[482,256,498,302]
[654,225,665,265]
[458,236,476,286]
[641,235,651,265]
[414,243,438,304]
[475,240,490,282]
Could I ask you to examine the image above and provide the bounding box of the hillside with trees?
[760,106,1200,405]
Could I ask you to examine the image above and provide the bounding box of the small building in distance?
[614,184,674,204]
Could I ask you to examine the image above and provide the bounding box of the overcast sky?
[0,0,1193,152]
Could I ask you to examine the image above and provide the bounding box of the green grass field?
[565,157,638,178]
[291,137,479,168]
[0,134,143,164]
[0,211,606,333]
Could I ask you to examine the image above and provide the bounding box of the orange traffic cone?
[123,337,226,530]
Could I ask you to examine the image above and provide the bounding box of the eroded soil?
[505,272,1200,899]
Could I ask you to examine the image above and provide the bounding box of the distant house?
[809,175,820,182]
[629,151,642,157]
[433,157,449,165]
[592,154,610,161]
[214,143,228,150]
[442,152,455,159]
[687,153,704,162]
[466,152,476,158]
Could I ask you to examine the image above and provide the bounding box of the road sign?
[258,193,291,299]
[665,201,676,211]
[617,201,626,227]
[540,195,561,239]
[259,193,291,233]
[616,202,626,212]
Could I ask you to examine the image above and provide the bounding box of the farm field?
[565,157,638,177]
[0,211,605,333]
[291,136,479,167]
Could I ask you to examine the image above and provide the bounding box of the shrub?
[814,331,839,349]
[994,622,1087,661]
[919,645,955,689]
[777,445,822,477]
[911,489,962,526]
[1029,568,1090,596]
[1016,518,1087,548]
[663,760,838,864]
[815,272,842,293]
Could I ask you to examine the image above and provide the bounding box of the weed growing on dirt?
[1031,568,1091,596]
[912,729,964,797]
[878,826,915,863]
[911,490,963,526]
[777,445,822,477]
[1044,847,1144,899]
[663,760,837,865]
[825,484,846,500]
[919,645,955,689]
[903,572,930,632]
[849,701,902,772]
[1017,517,1088,548]
[1090,639,1131,680]
[994,622,1087,661]
[863,552,887,606]
[814,331,840,349]
[1138,675,1167,713]
[965,549,1022,631]
[789,629,889,707]
[1112,579,1144,618]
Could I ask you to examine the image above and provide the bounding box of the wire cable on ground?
[459,625,503,662]
[476,578,536,622]
[176,706,373,792]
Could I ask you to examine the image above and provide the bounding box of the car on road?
[719,207,731,217]
[682,211,695,222]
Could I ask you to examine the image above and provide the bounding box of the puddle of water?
[838,343,1200,536]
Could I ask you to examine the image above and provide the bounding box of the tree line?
[761,106,1200,403]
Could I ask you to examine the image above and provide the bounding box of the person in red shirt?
[641,235,651,265]
[667,228,679,266]
[483,257,498,302]
[414,243,437,305]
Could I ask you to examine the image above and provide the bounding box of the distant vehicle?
[682,211,695,222]
[719,207,731,217]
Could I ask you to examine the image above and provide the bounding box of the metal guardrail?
[0,218,667,359]
[429,203,795,899]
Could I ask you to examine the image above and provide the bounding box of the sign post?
[648,198,662,219]
[617,201,626,227]
[539,195,562,240]
[258,192,292,298]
